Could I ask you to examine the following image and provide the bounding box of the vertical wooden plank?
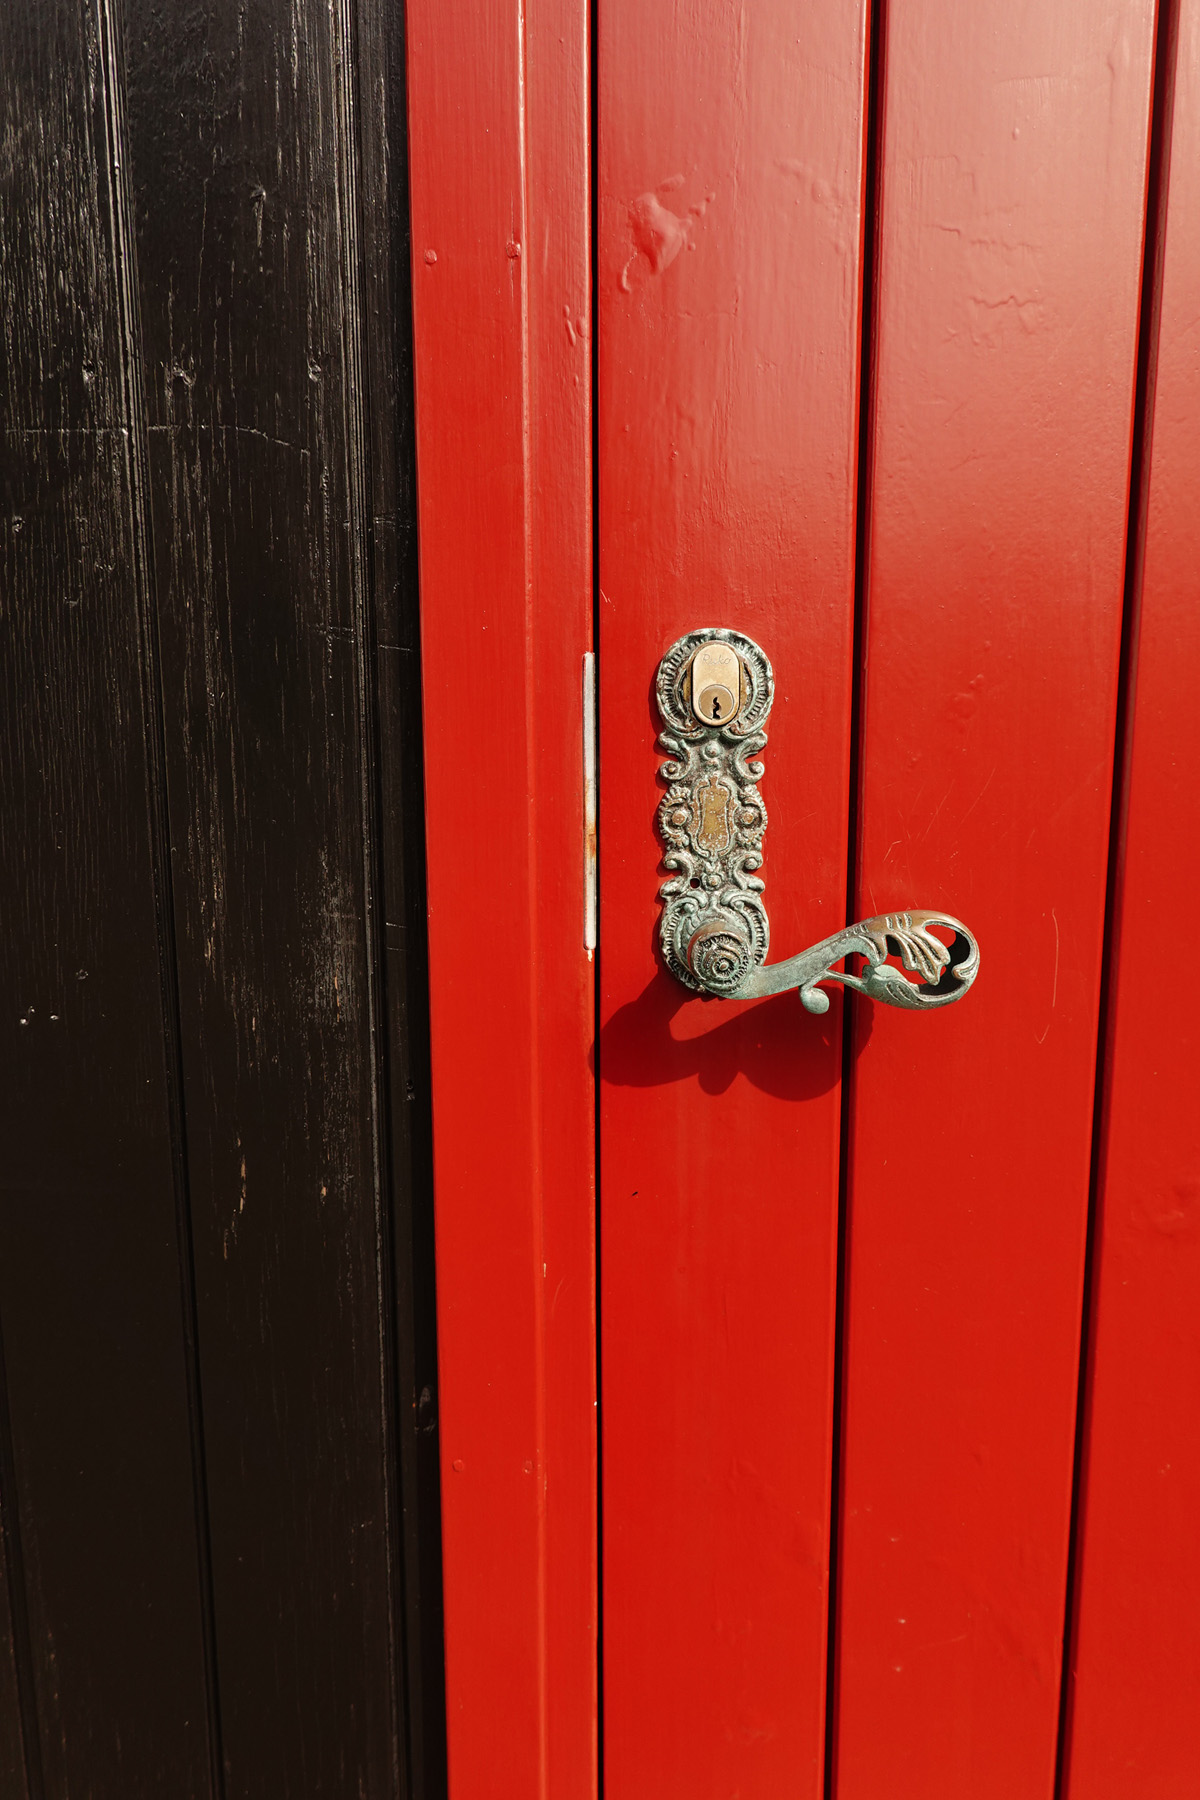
[119,0,402,1789]
[405,0,596,1793]
[0,1621,26,1799]
[0,1343,34,1800]
[0,1598,26,1799]
[1063,2,1200,1789]
[834,3,1156,1797]
[354,0,448,1790]
[523,12,599,1787]
[597,5,869,1794]
[0,2,215,1793]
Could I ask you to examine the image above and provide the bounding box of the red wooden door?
[404,1,1197,1796]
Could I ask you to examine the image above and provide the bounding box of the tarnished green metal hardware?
[655,628,980,1013]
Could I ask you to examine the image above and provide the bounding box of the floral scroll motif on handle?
[655,629,980,1013]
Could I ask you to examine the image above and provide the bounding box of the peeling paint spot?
[628,191,692,276]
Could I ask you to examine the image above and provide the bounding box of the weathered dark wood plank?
[0,2,216,1793]
[0,1598,27,1799]
[119,0,410,1788]
[352,0,446,1790]
[0,1333,34,1800]
[375,634,444,1800]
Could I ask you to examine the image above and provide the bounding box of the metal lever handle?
[687,908,979,1012]
[656,630,981,1014]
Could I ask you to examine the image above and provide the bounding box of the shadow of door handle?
[656,630,981,1014]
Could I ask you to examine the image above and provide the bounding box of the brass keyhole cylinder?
[689,641,742,726]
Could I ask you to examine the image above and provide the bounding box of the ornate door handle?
[656,630,980,1013]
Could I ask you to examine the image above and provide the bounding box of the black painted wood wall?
[0,1,443,1794]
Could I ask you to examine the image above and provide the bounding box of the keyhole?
[690,644,743,727]
[696,681,736,723]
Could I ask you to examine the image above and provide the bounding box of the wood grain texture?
[405,0,597,1794]
[0,1,215,1792]
[597,4,869,1794]
[833,3,1157,1796]
[118,0,408,1789]
[1062,2,1200,1790]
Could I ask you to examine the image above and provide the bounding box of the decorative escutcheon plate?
[655,628,980,1013]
